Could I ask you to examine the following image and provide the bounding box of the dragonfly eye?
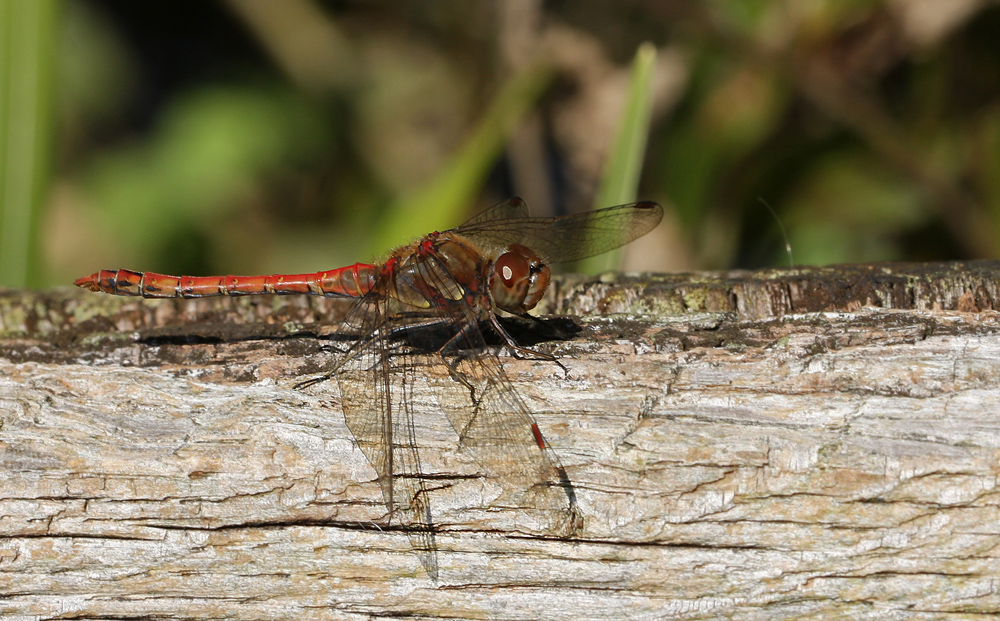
[490,245,551,313]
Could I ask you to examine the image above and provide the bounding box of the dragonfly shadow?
[352,315,582,356]
[494,315,583,349]
[134,315,582,359]
[137,322,302,346]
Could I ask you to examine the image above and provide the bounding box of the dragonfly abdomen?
[74,264,377,299]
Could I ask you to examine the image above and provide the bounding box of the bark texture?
[1,261,999,620]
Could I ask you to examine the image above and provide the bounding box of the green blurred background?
[2,0,998,290]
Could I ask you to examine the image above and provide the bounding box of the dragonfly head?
[489,244,551,313]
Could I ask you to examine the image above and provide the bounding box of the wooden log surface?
[1,261,999,620]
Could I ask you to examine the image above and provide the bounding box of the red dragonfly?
[75,197,663,581]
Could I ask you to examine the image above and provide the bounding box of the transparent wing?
[303,240,583,582]
[438,339,582,536]
[458,196,530,227]
[328,282,439,581]
[455,200,663,264]
[408,250,582,536]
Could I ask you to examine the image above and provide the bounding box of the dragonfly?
[75,197,663,581]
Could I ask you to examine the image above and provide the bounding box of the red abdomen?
[74,264,377,299]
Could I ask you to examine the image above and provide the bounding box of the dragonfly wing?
[439,339,581,536]
[398,266,581,535]
[457,201,663,263]
[390,247,582,536]
[334,289,439,581]
[455,196,530,228]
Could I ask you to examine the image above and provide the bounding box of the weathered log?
[1,261,998,620]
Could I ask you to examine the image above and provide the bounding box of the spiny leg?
[488,311,569,377]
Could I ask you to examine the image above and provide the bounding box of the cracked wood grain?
[1,261,999,620]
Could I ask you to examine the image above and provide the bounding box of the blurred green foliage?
[83,86,334,275]
[5,0,1000,288]
[0,0,57,288]
[370,61,554,255]
[581,42,657,274]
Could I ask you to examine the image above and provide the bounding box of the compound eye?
[496,252,528,287]
[490,251,531,312]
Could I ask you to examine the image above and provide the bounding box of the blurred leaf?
[657,45,790,269]
[977,106,1000,252]
[595,43,658,212]
[369,61,553,254]
[786,153,927,264]
[58,0,136,133]
[578,42,657,274]
[666,59,787,225]
[0,0,57,288]
[352,36,475,195]
[82,85,332,269]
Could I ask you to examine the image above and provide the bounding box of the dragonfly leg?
[293,330,385,389]
[488,312,569,377]
[294,368,339,390]
[434,322,483,402]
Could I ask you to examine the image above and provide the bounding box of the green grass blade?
[0,0,57,288]
[579,42,657,274]
[369,62,553,254]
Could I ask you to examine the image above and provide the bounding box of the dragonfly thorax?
[489,243,551,314]
[385,234,486,309]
